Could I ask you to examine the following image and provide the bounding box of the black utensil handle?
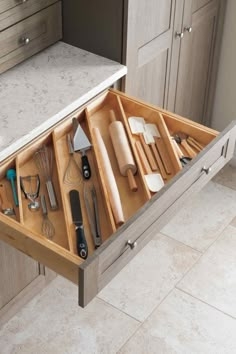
[76,225,88,259]
[81,155,91,180]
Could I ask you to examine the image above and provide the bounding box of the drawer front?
[0,0,57,30]
[0,2,62,74]
[79,118,236,307]
[0,90,235,308]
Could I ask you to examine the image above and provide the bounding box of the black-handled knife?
[69,189,88,259]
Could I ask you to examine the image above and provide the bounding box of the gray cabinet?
[168,0,224,124]
[124,0,177,108]
[0,241,39,310]
[62,0,226,125]
[0,239,55,327]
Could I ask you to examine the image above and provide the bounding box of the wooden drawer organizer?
[0,2,62,74]
[0,89,235,307]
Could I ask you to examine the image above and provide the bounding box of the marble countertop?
[0,42,127,162]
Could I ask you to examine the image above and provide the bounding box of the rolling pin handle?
[127,169,138,192]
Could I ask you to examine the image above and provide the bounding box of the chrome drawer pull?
[21,37,30,45]
[184,26,192,33]
[127,240,137,250]
[176,31,184,39]
[202,166,212,175]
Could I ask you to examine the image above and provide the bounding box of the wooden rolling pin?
[92,127,125,226]
[109,110,138,192]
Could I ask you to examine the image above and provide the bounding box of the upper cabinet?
[62,0,226,125]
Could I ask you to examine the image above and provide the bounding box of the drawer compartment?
[0,2,62,74]
[0,0,58,31]
[0,89,235,307]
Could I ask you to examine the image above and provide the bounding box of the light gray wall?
[211,0,236,132]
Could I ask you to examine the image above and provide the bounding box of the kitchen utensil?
[171,138,184,159]
[109,110,138,192]
[40,195,55,239]
[171,138,192,167]
[135,140,152,174]
[145,123,172,175]
[34,145,58,210]
[128,117,158,171]
[83,185,102,248]
[63,134,82,185]
[93,127,125,226]
[187,136,204,152]
[73,122,92,180]
[143,129,168,179]
[135,140,165,193]
[20,175,40,211]
[69,189,88,259]
[6,169,18,206]
[173,132,197,158]
[144,174,164,193]
[180,156,192,167]
[0,183,16,218]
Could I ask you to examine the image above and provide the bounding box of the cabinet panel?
[125,0,179,108]
[131,0,172,47]
[0,241,39,309]
[173,0,218,123]
[192,0,212,13]
[136,50,168,107]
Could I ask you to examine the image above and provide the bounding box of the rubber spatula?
[128,117,158,171]
[145,123,172,175]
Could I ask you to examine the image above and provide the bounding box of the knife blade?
[69,189,88,259]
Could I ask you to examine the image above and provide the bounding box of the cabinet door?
[173,0,219,123]
[0,241,40,309]
[124,0,183,108]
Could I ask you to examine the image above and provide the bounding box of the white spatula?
[128,117,158,171]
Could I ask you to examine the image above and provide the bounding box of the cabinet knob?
[21,37,30,45]
[176,31,184,39]
[127,240,137,250]
[184,26,192,33]
[21,0,28,3]
[202,166,212,175]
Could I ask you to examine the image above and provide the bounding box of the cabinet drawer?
[0,89,235,307]
[0,2,62,74]
[0,0,58,30]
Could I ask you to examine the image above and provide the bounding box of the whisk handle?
[46,180,58,210]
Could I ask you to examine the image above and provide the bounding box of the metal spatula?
[73,123,92,180]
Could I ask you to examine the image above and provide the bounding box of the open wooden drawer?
[0,89,235,307]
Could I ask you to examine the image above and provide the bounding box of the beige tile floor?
[0,163,236,354]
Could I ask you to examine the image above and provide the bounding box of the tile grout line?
[175,287,236,321]
[160,231,203,254]
[115,286,180,353]
[97,296,142,324]
[173,220,236,290]
[213,172,236,192]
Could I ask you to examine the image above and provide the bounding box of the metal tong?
[83,185,102,248]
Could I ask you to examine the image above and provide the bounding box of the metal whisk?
[34,145,58,210]
[63,134,82,186]
[40,195,55,239]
